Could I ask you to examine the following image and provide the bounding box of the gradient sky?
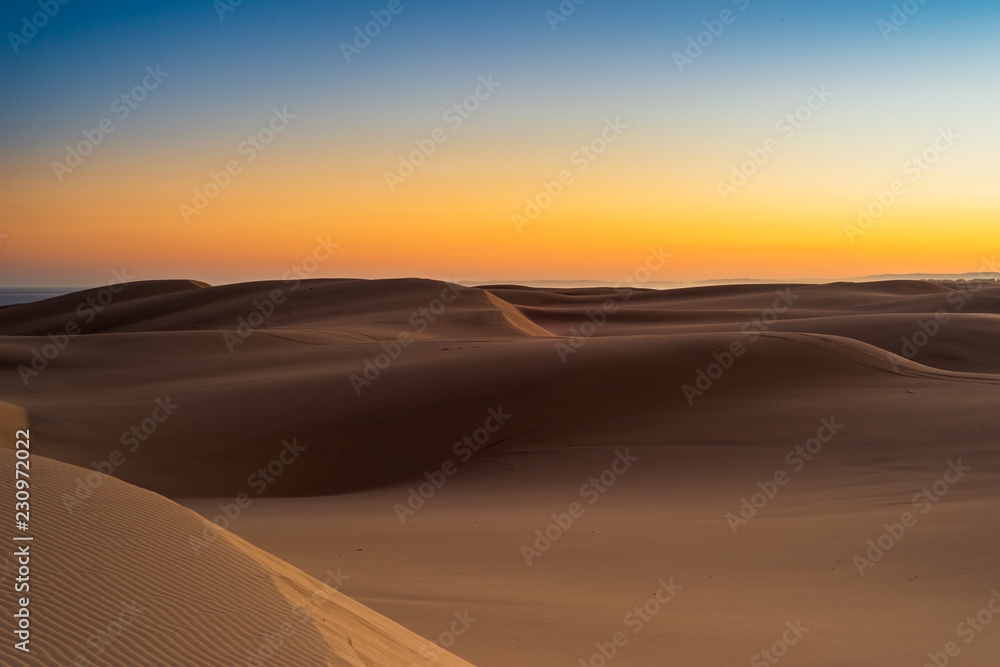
[1,0,998,287]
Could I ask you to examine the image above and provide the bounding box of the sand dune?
[1,279,999,497]
[0,448,473,666]
[0,278,549,341]
[0,401,28,449]
[2,326,992,497]
[3,278,1000,665]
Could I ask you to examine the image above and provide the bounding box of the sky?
[1,0,998,287]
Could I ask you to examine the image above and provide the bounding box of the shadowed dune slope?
[0,448,474,667]
[1,330,998,498]
[1,279,998,497]
[0,278,552,340]
[488,280,1000,372]
[4,277,995,368]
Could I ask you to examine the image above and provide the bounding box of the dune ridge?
[0,449,474,666]
[2,279,999,497]
[3,279,1000,665]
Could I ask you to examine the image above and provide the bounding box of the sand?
[2,278,999,665]
[0,439,473,666]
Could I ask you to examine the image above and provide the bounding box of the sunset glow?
[2,0,998,286]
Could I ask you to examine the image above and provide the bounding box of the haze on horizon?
[1,0,998,288]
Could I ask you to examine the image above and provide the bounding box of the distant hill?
[469,273,1000,290]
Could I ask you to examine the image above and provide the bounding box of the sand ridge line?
[0,450,476,666]
[753,331,1000,384]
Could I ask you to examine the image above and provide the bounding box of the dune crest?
[0,450,474,666]
[3,279,1000,497]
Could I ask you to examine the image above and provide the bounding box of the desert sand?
[2,278,1000,665]
[0,406,473,666]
